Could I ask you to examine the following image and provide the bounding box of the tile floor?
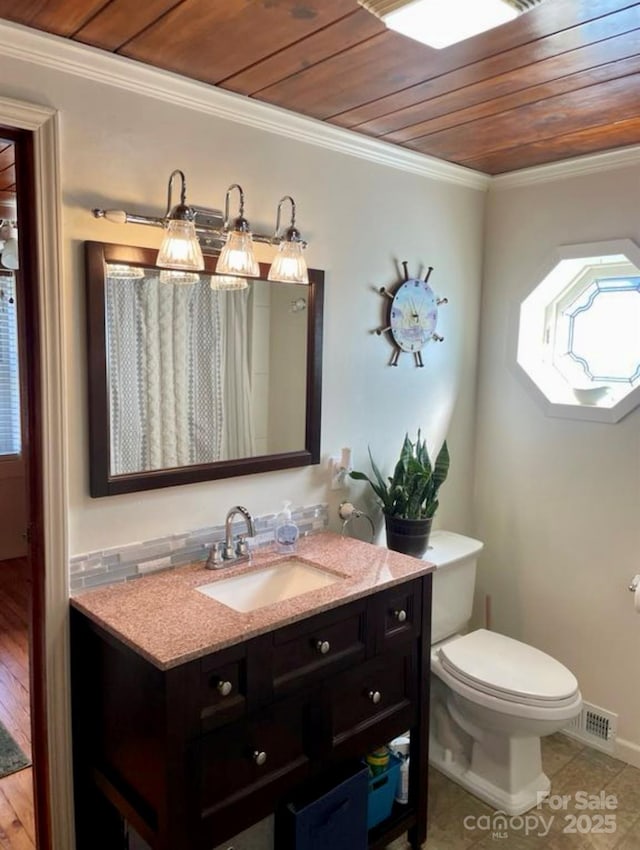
[389,735,640,849]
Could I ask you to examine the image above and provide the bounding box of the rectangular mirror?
[85,242,323,496]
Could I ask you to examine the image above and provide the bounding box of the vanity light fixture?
[268,196,309,285]
[0,221,18,271]
[106,263,145,281]
[92,170,310,283]
[156,169,205,272]
[215,184,260,278]
[357,0,543,49]
[158,269,202,286]
[209,275,248,291]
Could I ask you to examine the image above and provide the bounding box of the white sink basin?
[196,557,342,613]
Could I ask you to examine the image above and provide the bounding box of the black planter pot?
[384,514,433,558]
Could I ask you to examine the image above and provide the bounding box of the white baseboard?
[562,729,640,769]
[613,737,640,769]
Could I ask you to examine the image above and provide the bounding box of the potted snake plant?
[350,431,450,557]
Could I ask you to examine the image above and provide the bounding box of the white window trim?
[511,239,640,424]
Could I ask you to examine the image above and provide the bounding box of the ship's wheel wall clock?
[376,261,448,366]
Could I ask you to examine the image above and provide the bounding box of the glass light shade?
[210,275,248,291]
[157,219,204,271]
[215,230,259,277]
[106,263,145,280]
[0,235,18,270]
[384,0,518,48]
[158,269,201,285]
[267,240,309,284]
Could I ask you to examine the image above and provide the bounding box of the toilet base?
[428,653,579,817]
[429,741,551,815]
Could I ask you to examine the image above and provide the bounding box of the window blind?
[0,272,21,456]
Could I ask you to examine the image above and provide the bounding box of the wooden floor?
[0,557,34,850]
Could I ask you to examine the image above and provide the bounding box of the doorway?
[0,129,50,850]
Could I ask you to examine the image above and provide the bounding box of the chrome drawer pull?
[393,609,407,623]
[315,639,331,655]
[368,690,382,704]
[252,750,267,766]
[216,680,233,697]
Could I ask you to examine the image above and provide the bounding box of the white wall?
[477,163,640,760]
[0,42,485,556]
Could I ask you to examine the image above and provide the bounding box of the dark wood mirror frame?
[85,241,323,497]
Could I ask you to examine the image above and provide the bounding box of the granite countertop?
[70,531,435,670]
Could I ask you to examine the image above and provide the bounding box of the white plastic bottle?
[396,756,409,805]
[275,501,299,553]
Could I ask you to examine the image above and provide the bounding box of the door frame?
[0,97,71,850]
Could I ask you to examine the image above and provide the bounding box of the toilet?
[427,531,582,815]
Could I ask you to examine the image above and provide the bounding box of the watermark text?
[463,791,618,839]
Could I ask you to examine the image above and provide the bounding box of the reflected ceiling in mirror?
[85,242,323,496]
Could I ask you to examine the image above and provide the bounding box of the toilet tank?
[425,531,484,644]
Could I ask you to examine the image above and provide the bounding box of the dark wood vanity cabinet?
[71,574,432,850]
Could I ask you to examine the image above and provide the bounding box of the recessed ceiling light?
[358,0,543,49]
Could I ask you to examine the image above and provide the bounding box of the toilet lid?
[438,629,579,705]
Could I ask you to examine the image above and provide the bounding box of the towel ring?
[338,502,375,543]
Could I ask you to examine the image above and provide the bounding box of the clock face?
[389,278,438,352]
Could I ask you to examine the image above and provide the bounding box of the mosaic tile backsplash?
[69,503,329,594]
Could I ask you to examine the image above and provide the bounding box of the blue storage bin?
[366,752,402,829]
[278,763,369,850]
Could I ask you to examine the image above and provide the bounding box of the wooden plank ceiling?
[1,1,639,174]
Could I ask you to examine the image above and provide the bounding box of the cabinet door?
[198,696,310,819]
[373,578,422,653]
[199,645,247,732]
[271,598,367,696]
[329,650,417,752]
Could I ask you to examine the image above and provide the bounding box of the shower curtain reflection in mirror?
[106,274,255,475]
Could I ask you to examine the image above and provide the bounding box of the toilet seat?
[435,629,580,711]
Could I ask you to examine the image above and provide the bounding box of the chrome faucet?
[206,505,256,569]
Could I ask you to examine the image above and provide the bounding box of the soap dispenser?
[275,501,299,553]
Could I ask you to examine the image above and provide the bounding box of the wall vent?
[507,0,545,11]
[564,702,618,753]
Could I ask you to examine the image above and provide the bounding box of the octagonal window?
[517,241,640,422]
[566,277,640,383]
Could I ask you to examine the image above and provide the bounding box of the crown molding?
[492,143,640,190]
[1,20,635,197]
[0,20,490,191]
[0,95,55,130]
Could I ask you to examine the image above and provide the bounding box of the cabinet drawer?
[199,646,247,731]
[272,599,367,695]
[330,651,416,747]
[375,578,422,652]
[198,697,310,815]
